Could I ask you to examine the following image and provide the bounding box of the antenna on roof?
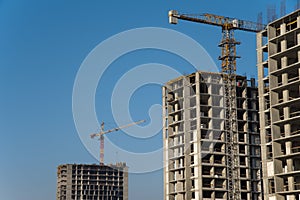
[257,12,263,29]
[281,0,286,17]
[296,0,300,10]
[267,4,277,23]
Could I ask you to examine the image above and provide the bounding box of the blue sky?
[0,0,297,200]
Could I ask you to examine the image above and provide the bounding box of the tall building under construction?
[163,71,262,200]
[56,163,128,200]
[257,9,300,200]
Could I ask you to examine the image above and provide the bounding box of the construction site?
[163,3,300,200]
[56,121,144,200]
[56,2,300,200]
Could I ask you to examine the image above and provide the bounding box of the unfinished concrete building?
[257,9,300,200]
[163,71,262,200]
[56,163,128,200]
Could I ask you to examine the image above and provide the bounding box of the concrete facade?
[163,71,262,200]
[257,9,300,200]
[56,163,128,200]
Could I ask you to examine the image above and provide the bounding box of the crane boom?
[91,119,145,165]
[168,10,265,200]
[169,11,265,32]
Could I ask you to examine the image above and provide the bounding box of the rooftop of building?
[57,162,128,171]
[164,70,255,87]
[268,9,300,27]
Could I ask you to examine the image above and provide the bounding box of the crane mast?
[169,10,265,200]
[91,119,145,165]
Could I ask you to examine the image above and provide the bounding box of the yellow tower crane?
[91,119,145,165]
[168,10,265,200]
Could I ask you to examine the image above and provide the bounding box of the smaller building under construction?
[56,163,128,200]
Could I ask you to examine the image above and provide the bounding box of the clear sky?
[0,0,297,200]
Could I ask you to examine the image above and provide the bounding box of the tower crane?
[91,119,145,165]
[168,10,266,200]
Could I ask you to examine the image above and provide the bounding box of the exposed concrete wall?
[56,163,128,200]
[257,9,300,200]
[163,72,261,200]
